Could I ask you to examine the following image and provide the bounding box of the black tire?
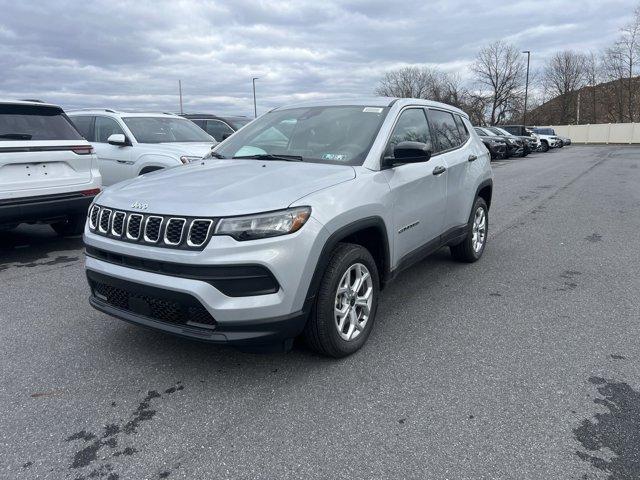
[304,243,380,358]
[51,213,86,236]
[450,197,488,263]
[539,141,549,152]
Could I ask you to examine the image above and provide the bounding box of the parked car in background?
[473,127,508,160]
[0,100,101,235]
[181,114,251,142]
[487,126,538,154]
[475,126,525,157]
[558,135,571,146]
[68,110,216,186]
[532,127,562,150]
[84,97,493,357]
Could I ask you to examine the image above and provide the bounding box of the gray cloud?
[0,0,636,115]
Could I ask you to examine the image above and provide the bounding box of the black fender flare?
[474,178,493,210]
[301,216,391,315]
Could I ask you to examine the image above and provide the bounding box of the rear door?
[382,107,447,262]
[91,116,132,185]
[0,104,96,198]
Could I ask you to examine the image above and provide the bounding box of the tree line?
[375,6,640,126]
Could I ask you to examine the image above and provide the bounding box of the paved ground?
[1,146,639,480]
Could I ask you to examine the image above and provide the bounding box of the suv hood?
[141,142,216,158]
[97,159,355,217]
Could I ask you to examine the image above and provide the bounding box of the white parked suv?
[0,100,101,235]
[84,97,493,357]
[68,110,217,186]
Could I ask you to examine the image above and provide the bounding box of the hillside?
[528,76,640,125]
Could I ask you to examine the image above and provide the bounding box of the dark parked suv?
[181,114,251,141]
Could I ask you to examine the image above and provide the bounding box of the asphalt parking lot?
[1,145,639,480]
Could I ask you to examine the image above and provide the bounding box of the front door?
[92,116,132,186]
[382,107,447,264]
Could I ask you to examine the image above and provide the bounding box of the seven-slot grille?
[88,205,216,250]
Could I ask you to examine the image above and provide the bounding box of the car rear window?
[0,104,84,141]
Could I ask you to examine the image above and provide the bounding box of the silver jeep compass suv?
[84,97,493,357]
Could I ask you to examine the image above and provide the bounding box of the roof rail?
[20,98,45,103]
[66,108,117,113]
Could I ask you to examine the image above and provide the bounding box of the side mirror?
[384,141,431,167]
[107,133,129,146]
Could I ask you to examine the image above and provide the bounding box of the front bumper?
[84,215,327,345]
[0,190,97,225]
[87,270,307,345]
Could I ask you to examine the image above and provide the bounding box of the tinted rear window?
[0,104,83,141]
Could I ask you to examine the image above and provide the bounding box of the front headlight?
[214,206,311,241]
[180,155,202,164]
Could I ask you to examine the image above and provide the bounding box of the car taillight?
[71,145,94,155]
[81,188,101,196]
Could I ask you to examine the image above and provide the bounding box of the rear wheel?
[450,197,488,263]
[51,213,86,236]
[304,243,379,358]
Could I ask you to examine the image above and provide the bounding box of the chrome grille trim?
[89,205,100,230]
[164,218,186,246]
[143,216,163,243]
[98,208,112,233]
[126,214,143,240]
[111,211,126,237]
[187,219,214,247]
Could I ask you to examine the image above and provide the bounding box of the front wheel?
[450,197,488,263]
[51,213,86,236]
[304,243,379,358]
[539,141,549,152]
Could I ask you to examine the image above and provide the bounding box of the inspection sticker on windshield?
[363,107,383,113]
[322,153,347,161]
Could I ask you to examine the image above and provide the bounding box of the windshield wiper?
[0,133,33,140]
[208,151,228,159]
[233,154,303,162]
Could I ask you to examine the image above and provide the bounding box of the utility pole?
[178,80,183,115]
[522,51,531,127]
[252,77,259,118]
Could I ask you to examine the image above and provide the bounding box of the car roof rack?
[19,98,45,103]
[67,108,118,113]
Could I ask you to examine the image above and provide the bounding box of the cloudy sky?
[0,0,637,116]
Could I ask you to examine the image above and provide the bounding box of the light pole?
[522,51,530,127]
[178,79,183,115]
[252,77,259,118]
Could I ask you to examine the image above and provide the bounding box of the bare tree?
[582,51,601,123]
[542,50,587,123]
[602,6,640,121]
[471,41,525,125]
[374,66,442,99]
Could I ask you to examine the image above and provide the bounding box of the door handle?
[468,154,478,162]
[432,165,446,176]
[116,160,128,164]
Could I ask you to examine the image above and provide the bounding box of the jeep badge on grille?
[130,202,148,211]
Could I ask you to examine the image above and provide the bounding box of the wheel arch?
[303,216,391,314]
[475,179,493,210]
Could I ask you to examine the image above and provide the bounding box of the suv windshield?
[213,105,389,165]
[0,104,83,141]
[488,127,512,136]
[122,117,214,144]
[534,128,556,135]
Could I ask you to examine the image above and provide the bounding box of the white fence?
[542,123,640,144]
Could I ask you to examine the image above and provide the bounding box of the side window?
[385,108,432,158]
[205,120,234,141]
[428,110,462,152]
[94,116,125,143]
[454,115,469,143]
[191,119,206,129]
[70,116,94,141]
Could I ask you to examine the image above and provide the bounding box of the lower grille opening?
[88,272,217,328]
